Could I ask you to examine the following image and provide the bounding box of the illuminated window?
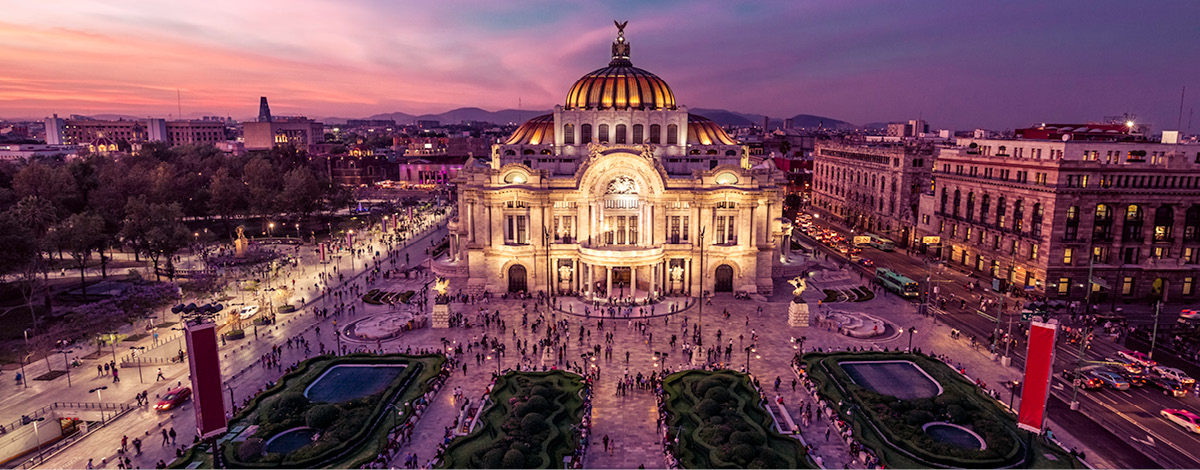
[1062,248,1073,265]
[1184,277,1194,296]
[1122,276,1134,295]
[1057,278,1070,297]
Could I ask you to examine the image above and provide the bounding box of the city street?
[800,213,1200,468]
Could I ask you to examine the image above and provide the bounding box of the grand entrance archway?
[715,264,733,292]
[508,264,527,293]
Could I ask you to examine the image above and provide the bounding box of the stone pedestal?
[431,302,450,329]
[788,300,810,327]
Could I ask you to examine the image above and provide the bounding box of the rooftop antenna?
[1178,86,1186,130]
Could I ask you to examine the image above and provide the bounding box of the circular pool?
[923,422,985,450]
[264,427,318,455]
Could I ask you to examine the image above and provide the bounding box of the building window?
[1013,200,1024,232]
[1030,243,1038,261]
[1062,248,1073,265]
[632,124,644,144]
[669,216,681,243]
[1153,246,1169,259]
[667,124,678,145]
[1123,247,1139,264]
[580,124,592,144]
[1065,205,1079,240]
[996,197,1006,228]
[1030,203,1043,237]
[598,124,609,143]
[922,214,930,224]
[614,124,627,144]
[1186,247,1198,264]
[563,123,575,145]
[1122,276,1134,295]
[939,188,948,214]
[1184,277,1195,296]
[966,192,975,221]
[953,190,961,218]
[1154,205,1174,242]
[1093,204,1113,240]
[650,124,661,144]
[505,215,528,244]
[1058,278,1070,297]
[1092,246,1108,264]
[980,194,990,222]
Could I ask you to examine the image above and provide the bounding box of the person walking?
[121,435,128,452]
[133,437,142,455]
[169,427,177,445]
[112,368,120,383]
[161,429,170,446]
[156,368,165,381]
[603,434,609,453]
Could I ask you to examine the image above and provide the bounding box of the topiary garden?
[441,371,586,469]
[805,351,1079,468]
[216,353,444,468]
[363,289,415,305]
[661,369,811,468]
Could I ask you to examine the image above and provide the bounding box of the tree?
[209,167,247,230]
[122,198,189,281]
[279,167,321,221]
[11,161,76,210]
[56,211,106,294]
[778,140,792,157]
[243,157,280,217]
[0,212,40,329]
[10,196,60,311]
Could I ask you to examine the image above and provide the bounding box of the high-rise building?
[915,129,1200,301]
[42,115,224,147]
[439,24,788,297]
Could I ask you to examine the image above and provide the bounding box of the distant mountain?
[361,108,551,126]
[862,122,891,130]
[689,108,755,127]
[786,114,857,130]
[690,108,858,130]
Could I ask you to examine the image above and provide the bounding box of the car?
[1149,377,1189,398]
[156,387,192,411]
[1062,369,1103,390]
[1090,370,1130,390]
[238,305,260,319]
[1121,372,1149,387]
[837,245,850,254]
[1160,409,1200,434]
[1117,350,1157,368]
[1152,365,1196,386]
[1182,309,1200,320]
[856,258,874,267]
[1107,356,1144,374]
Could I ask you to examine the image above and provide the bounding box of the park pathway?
[584,374,662,469]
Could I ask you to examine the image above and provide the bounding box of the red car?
[156,387,191,411]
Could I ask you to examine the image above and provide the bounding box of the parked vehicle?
[239,305,260,320]
[1117,350,1157,368]
[156,387,192,411]
[1062,369,1103,390]
[1160,409,1200,434]
[1090,370,1130,390]
[1152,365,1196,386]
[1149,377,1189,397]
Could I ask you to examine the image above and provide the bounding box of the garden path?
[584,375,663,469]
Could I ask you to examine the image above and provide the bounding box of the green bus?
[875,267,919,298]
[866,234,895,251]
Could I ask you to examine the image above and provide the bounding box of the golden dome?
[504,113,554,145]
[564,23,675,111]
[687,114,737,145]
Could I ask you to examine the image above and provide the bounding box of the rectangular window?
[715,216,726,244]
[1185,277,1195,296]
[616,216,626,244]
[1186,247,1197,264]
[670,216,681,243]
[1123,247,1139,264]
[1062,248,1073,265]
[1122,276,1134,295]
[1030,244,1039,261]
[1058,278,1070,297]
[682,216,689,242]
[516,215,527,244]
[1153,246,1169,259]
[630,215,639,244]
[922,214,930,224]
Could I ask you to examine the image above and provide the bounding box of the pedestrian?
[169,427,177,445]
[87,458,94,469]
[156,368,165,381]
[133,437,142,455]
[113,368,120,383]
[121,434,129,452]
[603,434,609,452]
[824,428,830,442]
[162,428,170,446]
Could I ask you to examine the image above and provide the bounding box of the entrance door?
[508,264,527,293]
[613,267,631,286]
[715,264,734,292]
[1152,278,1168,302]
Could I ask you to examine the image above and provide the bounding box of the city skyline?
[3,0,1200,130]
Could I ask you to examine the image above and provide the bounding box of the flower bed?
[217,353,444,469]
[661,369,810,468]
[363,289,415,305]
[441,371,587,469]
[804,351,1078,468]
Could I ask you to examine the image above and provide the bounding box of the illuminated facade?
[438,24,788,297]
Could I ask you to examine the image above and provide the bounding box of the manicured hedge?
[363,289,416,305]
[804,352,1078,469]
[217,353,444,469]
[441,371,586,469]
[662,370,811,469]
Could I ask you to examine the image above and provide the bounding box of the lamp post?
[744,344,757,374]
[489,347,502,376]
[697,226,705,346]
[130,346,146,383]
[295,223,300,240]
[89,386,108,420]
[227,384,236,413]
[59,349,74,387]
[1149,301,1162,360]
[907,327,918,352]
[268,222,275,238]
[1006,380,1020,410]
[29,416,45,462]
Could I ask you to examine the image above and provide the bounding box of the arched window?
[540,149,552,155]
[952,189,961,217]
[522,149,535,155]
[598,124,609,143]
[939,188,948,214]
[667,124,678,145]
[563,123,575,145]
[1094,204,1113,241]
[580,124,592,144]
[996,197,1006,227]
[725,150,736,156]
[632,124,644,144]
[980,194,990,221]
[504,149,516,156]
[1154,205,1174,242]
[966,192,975,221]
[615,124,627,144]
[1012,199,1024,232]
[1184,205,1200,241]
[1031,203,1043,237]
[1123,204,1143,242]
[649,124,661,144]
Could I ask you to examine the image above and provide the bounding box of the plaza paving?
[3,209,1114,469]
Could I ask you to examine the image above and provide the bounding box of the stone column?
[649,262,656,296]
[632,265,638,297]
[606,267,613,298]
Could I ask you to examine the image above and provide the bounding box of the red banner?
[185,322,227,439]
[319,242,327,262]
[1018,319,1058,432]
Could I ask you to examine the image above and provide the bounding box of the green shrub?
[482,448,505,468]
[305,404,339,429]
[502,449,526,468]
[521,413,548,435]
[266,392,310,423]
[237,438,264,462]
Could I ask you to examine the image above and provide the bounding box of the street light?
[697,226,706,346]
[907,327,918,352]
[1006,380,1020,410]
[130,346,146,383]
[58,348,74,387]
[744,344,757,374]
[89,386,108,420]
[268,222,275,238]
[27,416,46,462]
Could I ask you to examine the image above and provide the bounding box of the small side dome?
[504,114,555,145]
[714,172,739,185]
[687,114,737,145]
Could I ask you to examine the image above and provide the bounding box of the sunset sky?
[3,0,1199,130]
